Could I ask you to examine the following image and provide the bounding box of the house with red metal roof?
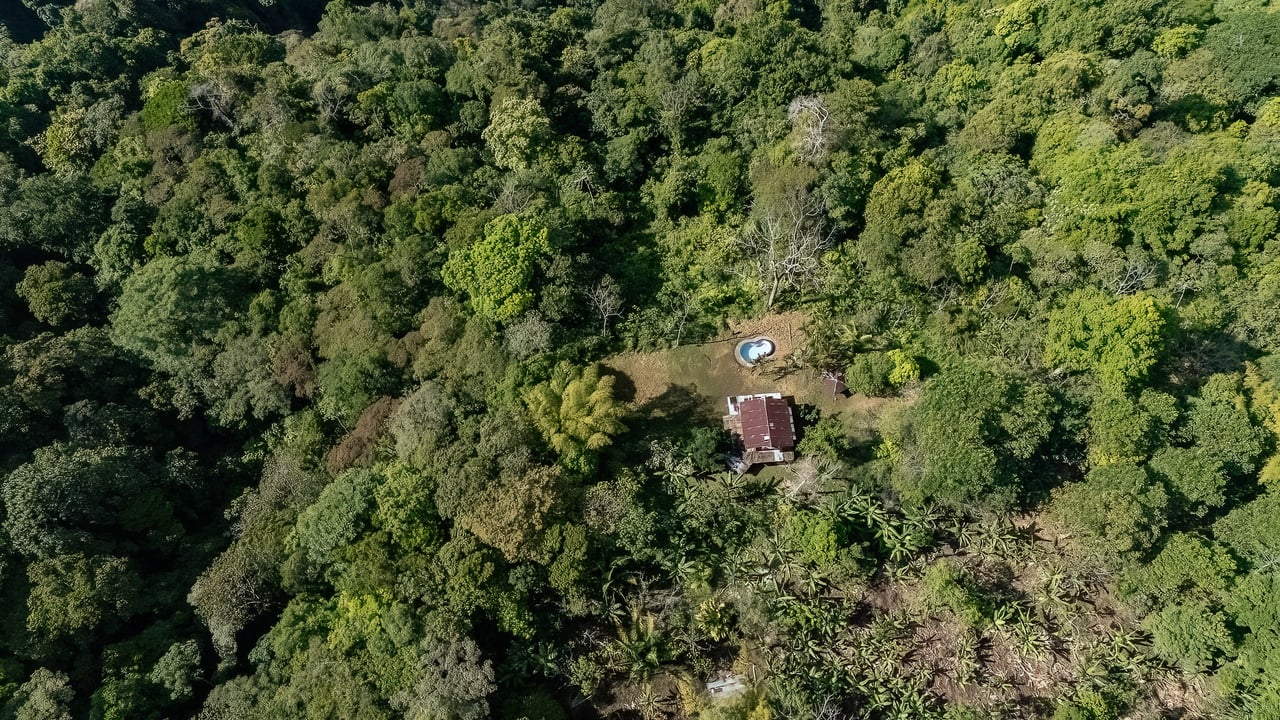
[723,393,797,469]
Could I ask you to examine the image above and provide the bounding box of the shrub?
[1052,688,1121,720]
[921,560,993,628]
[1144,600,1235,671]
[887,349,921,386]
[797,416,853,460]
[683,426,731,473]
[846,352,894,396]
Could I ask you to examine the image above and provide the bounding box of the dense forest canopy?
[3,0,1280,717]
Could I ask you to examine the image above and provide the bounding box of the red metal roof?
[738,396,796,451]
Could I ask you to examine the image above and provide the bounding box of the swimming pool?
[735,337,776,366]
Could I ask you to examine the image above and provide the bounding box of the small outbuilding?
[822,369,849,397]
[723,393,797,468]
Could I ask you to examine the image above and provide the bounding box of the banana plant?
[991,603,1017,630]
[656,549,701,589]
[947,518,977,551]
[1032,567,1080,621]
[610,606,669,680]
[797,568,833,597]
[1011,616,1050,659]
[952,631,982,687]
[655,465,694,488]
[695,598,735,642]
[711,470,751,495]
[631,682,673,720]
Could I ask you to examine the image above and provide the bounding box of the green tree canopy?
[524,363,627,474]
[15,261,95,326]
[442,215,552,322]
[1053,462,1168,558]
[26,553,139,642]
[108,254,241,374]
[883,362,1052,510]
[394,632,495,720]
[1144,600,1235,672]
[481,97,551,172]
[1044,289,1171,389]
[2,668,73,720]
[2,443,178,560]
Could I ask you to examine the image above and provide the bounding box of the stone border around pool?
[734,336,777,367]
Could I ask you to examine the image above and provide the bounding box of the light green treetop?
[524,363,627,473]
[1045,289,1171,388]
[442,215,551,322]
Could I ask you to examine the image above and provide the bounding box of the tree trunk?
[767,274,781,309]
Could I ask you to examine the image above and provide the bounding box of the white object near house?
[706,675,747,699]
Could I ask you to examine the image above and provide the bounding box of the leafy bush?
[921,560,994,629]
[1144,600,1235,671]
[886,349,921,387]
[846,351,894,396]
[796,415,853,460]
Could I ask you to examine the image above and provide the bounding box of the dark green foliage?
[1145,600,1234,671]
[1053,463,1168,558]
[0,171,106,260]
[1166,12,1280,115]
[845,351,894,397]
[109,255,240,374]
[2,669,73,720]
[1118,533,1235,611]
[3,444,178,560]
[1183,373,1269,476]
[681,425,731,472]
[1213,489,1280,568]
[884,362,1052,510]
[0,0,1279,716]
[139,79,196,132]
[500,690,566,720]
[796,415,853,461]
[1146,447,1227,517]
[1218,570,1280,718]
[1085,388,1177,465]
[293,467,378,568]
[15,261,95,326]
[26,553,139,642]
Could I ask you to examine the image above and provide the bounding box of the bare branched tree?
[1108,253,1159,295]
[310,73,359,126]
[788,95,838,163]
[667,288,696,346]
[812,693,848,720]
[585,274,623,334]
[567,161,599,200]
[739,189,833,309]
[1169,271,1201,308]
[783,456,843,501]
[495,174,539,214]
[188,78,239,131]
[658,71,704,152]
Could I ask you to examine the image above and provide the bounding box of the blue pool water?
[738,338,775,364]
